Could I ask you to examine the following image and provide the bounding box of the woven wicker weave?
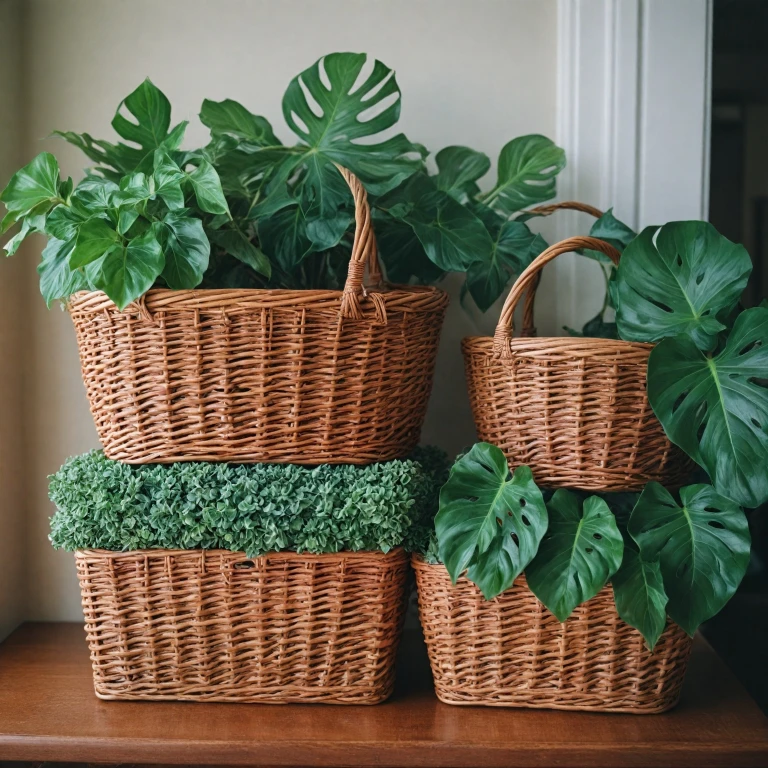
[75,548,409,704]
[68,166,448,464]
[463,235,692,491]
[413,557,692,713]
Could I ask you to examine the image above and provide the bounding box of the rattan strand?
[413,557,692,713]
[68,166,448,464]
[463,235,692,491]
[76,548,409,704]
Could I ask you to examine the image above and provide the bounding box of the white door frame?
[555,0,713,326]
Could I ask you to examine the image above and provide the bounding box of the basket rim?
[462,334,654,353]
[68,286,449,314]
[75,547,408,563]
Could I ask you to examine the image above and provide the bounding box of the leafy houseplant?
[1,52,565,311]
[432,219,765,650]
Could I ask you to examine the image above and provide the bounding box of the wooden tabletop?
[0,623,767,767]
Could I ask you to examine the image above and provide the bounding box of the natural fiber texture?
[413,557,693,713]
[76,548,409,704]
[68,166,448,464]
[463,235,692,491]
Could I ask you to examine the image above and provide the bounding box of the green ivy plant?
[1,52,566,311]
[432,443,751,649]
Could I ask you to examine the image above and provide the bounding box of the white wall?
[18,0,559,621]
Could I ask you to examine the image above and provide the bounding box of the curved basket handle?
[522,200,604,219]
[492,236,620,358]
[336,164,383,319]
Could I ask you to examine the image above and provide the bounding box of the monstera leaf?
[281,52,425,207]
[435,443,548,600]
[648,307,768,508]
[612,544,668,650]
[628,482,750,635]
[526,491,624,622]
[465,205,547,311]
[482,135,565,215]
[200,99,280,146]
[433,146,491,202]
[585,208,636,265]
[616,221,752,351]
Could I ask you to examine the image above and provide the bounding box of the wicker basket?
[68,166,448,464]
[76,548,409,704]
[413,557,693,713]
[462,235,692,491]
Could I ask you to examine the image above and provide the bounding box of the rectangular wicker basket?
[412,556,693,713]
[76,548,409,704]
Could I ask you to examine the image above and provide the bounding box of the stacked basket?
[69,166,449,704]
[413,234,694,713]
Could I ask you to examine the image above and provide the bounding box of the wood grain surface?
[0,623,767,767]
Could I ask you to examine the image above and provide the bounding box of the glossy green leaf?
[69,178,119,216]
[435,443,548,600]
[433,146,490,202]
[628,482,750,636]
[612,545,668,650]
[379,174,492,272]
[374,214,445,285]
[527,491,623,622]
[0,152,60,218]
[153,151,185,210]
[616,221,752,351]
[208,228,271,278]
[159,213,210,289]
[647,307,768,508]
[86,229,164,310]
[584,208,636,265]
[282,52,425,197]
[200,98,279,146]
[37,237,87,306]
[186,160,229,216]
[564,311,619,340]
[69,218,121,268]
[483,135,565,215]
[257,204,315,272]
[45,205,85,242]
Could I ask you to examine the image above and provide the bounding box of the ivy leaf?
[0,152,60,221]
[37,237,87,306]
[69,178,119,216]
[612,545,668,650]
[86,228,165,310]
[527,491,624,622]
[69,218,121,268]
[4,210,46,256]
[159,213,210,289]
[616,222,752,351]
[433,146,490,202]
[628,482,750,636]
[435,442,548,600]
[647,307,768,508]
[153,151,185,210]
[186,160,229,216]
[208,228,271,278]
[282,52,425,199]
[378,174,492,272]
[483,135,565,215]
[200,98,279,146]
[45,205,85,242]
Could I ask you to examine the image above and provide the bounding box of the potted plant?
[414,219,764,712]
[1,51,567,465]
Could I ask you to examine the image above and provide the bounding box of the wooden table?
[0,623,767,767]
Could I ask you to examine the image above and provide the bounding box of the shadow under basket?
[412,557,693,713]
[75,548,409,704]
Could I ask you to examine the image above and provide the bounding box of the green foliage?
[648,308,768,508]
[526,492,623,622]
[49,448,447,557]
[628,482,750,636]
[1,54,566,312]
[435,443,548,599]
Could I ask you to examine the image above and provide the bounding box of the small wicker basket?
[76,548,409,704]
[68,166,448,464]
[462,235,692,491]
[413,557,692,713]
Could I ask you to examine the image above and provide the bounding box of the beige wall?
[13,0,558,621]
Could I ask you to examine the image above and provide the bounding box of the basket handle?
[336,164,384,320]
[492,236,621,358]
[522,200,604,219]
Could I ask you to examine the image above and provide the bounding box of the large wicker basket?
[462,235,692,491]
[68,166,448,464]
[76,548,409,704]
[413,557,693,713]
